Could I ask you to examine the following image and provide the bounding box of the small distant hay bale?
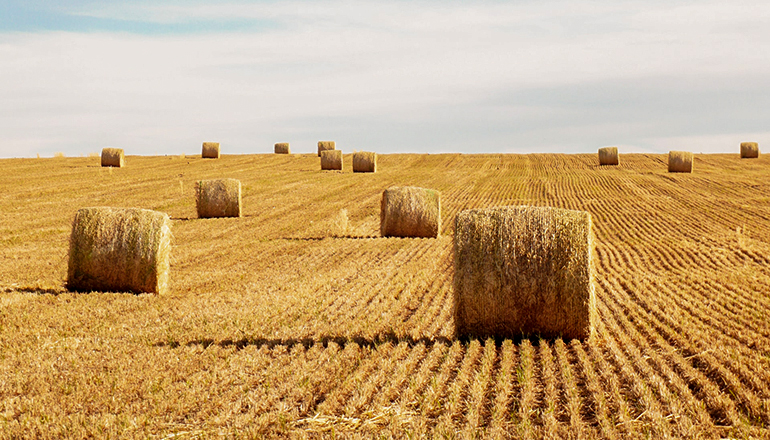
[380,186,441,238]
[318,141,336,157]
[202,142,220,159]
[101,148,124,167]
[598,146,618,165]
[741,142,759,159]
[67,207,172,295]
[668,151,693,173]
[453,206,595,340]
[353,151,377,173]
[320,150,343,171]
[275,143,291,154]
[196,178,242,218]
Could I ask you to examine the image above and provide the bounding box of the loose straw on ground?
[67,207,172,295]
[380,186,441,238]
[453,205,595,340]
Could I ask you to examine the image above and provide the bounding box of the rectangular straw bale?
[598,146,618,165]
[101,148,125,167]
[318,141,336,156]
[202,142,220,159]
[196,178,242,218]
[275,143,291,154]
[740,142,759,158]
[352,151,377,172]
[454,206,595,340]
[668,151,693,173]
[67,207,171,295]
[380,186,441,238]
[320,149,343,170]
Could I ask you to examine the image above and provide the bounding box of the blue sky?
[1,1,769,157]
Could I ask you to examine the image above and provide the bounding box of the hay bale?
[668,151,693,173]
[275,143,291,154]
[453,206,595,340]
[598,146,618,165]
[353,151,377,173]
[67,207,171,295]
[196,178,242,218]
[318,141,336,157]
[202,142,220,159]
[741,142,759,158]
[101,148,124,167]
[320,150,343,171]
[380,186,441,238]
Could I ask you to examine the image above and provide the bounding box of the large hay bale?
[196,178,242,218]
[353,151,377,173]
[320,150,343,171]
[101,148,124,167]
[202,142,220,159]
[741,142,759,158]
[380,186,441,238]
[67,207,171,295]
[453,206,595,340]
[318,141,336,157]
[668,151,693,173]
[598,146,618,166]
[275,143,291,154]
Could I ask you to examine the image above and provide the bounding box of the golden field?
[1,152,770,438]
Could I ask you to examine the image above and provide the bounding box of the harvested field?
[1,152,770,438]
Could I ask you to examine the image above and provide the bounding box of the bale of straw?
[67,207,172,295]
[275,143,291,154]
[202,142,220,159]
[598,146,618,166]
[318,141,336,156]
[196,178,242,218]
[320,150,343,171]
[353,151,377,173]
[668,151,693,173]
[453,206,595,340]
[380,186,441,238]
[741,142,759,159]
[101,148,124,167]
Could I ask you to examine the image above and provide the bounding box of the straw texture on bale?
[598,146,618,165]
[101,148,124,167]
[352,151,377,173]
[741,142,759,159]
[668,151,693,173]
[274,143,291,154]
[318,141,336,157]
[320,150,343,171]
[202,142,220,159]
[67,207,172,295]
[453,206,595,340]
[380,186,441,238]
[196,178,242,218]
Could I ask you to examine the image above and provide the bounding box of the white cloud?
[1,0,769,157]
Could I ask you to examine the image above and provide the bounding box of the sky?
[1,0,769,158]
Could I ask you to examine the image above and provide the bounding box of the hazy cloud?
[1,1,769,157]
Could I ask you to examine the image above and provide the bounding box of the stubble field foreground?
[1,152,770,439]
